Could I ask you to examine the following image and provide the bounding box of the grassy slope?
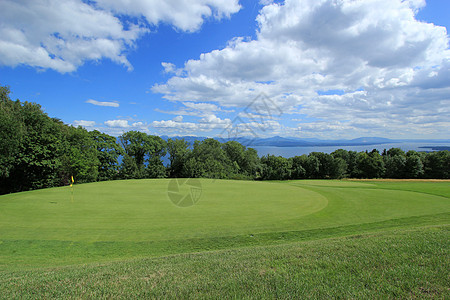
[0,226,448,299]
[0,179,449,269]
[0,180,448,298]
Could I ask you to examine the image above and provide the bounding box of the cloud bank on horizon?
[0,0,449,139]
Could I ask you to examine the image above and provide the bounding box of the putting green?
[0,179,328,242]
[0,179,448,268]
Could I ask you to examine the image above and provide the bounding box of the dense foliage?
[1,85,449,194]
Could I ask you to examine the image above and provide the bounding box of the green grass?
[1,226,448,299]
[0,179,448,297]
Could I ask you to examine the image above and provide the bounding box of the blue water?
[252,142,450,158]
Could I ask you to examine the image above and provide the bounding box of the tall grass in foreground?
[1,225,448,299]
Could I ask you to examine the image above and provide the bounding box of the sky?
[0,0,449,140]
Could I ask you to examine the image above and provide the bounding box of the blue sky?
[1,0,449,139]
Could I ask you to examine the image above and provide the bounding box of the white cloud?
[0,0,145,73]
[73,120,96,128]
[162,62,183,76]
[182,102,220,112]
[94,0,241,32]
[154,101,232,117]
[153,0,450,138]
[0,0,241,73]
[105,119,130,128]
[151,114,231,134]
[86,99,120,107]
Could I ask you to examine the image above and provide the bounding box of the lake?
[251,142,450,158]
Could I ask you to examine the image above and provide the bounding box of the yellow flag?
[71,176,74,184]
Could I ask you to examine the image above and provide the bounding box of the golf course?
[0,179,448,298]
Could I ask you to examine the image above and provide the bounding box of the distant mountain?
[160,135,449,148]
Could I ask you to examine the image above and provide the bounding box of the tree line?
[1,85,449,194]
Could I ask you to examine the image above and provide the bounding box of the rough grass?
[0,226,448,299]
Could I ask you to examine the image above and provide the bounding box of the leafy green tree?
[384,155,406,178]
[308,152,346,179]
[242,147,261,178]
[404,154,424,178]
[61,126,99,183]
[0,86,24,179]
[305,155,320,178]
[290,155,307,179]
[119,131,150,176]
[330,157,347,179]
[1,100,64,193]
[222,141,260,178]
[260,155,291,180]
[145,135,167,178]
[119,131,167,179]
[183,156,203,178]
[332,149,357,177]
[387,148,406,157]
[356,150,385,178]
[423,151,450,179]
[167,138,190,177]
[90,130,124,181]
[185,139,230,178]
[119,154,139,179]
[223,141,245,166]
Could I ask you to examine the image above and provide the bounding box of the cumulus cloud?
[153,0,450,138]
[94,0,241,32]
[151,114,231,134]
[0,0,240,73]
[86,99,120,107]
[105,119,130,128]
[73,120,96,128]
[90,119,151,136]
[154,101,232,117]
[0,0,144,73]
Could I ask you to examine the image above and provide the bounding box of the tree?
[222,141,260,179]
[260,155,291,180]
[145,135,167,178]
[119,131,167,179]
[423,151,450,179]
[1,100,64,193]
[290,155,307,179]
[0,86,24,179]
[404,154,424,178]
[90,130,124,181]
[60,126,99,183]
[185,139,230,179]
[308,152,346,179]
[167,138,190,177]
[242,147,261,178]
[332,149,357,177]
[305,154,320,178]
[384,155,406,178]
[119,131,151,176]
[387,148,405,157]
[356,150,385,178]
[119,154,139,179]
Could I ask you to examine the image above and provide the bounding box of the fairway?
[0,179,449,269]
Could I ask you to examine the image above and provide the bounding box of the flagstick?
[70,175,74,202]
